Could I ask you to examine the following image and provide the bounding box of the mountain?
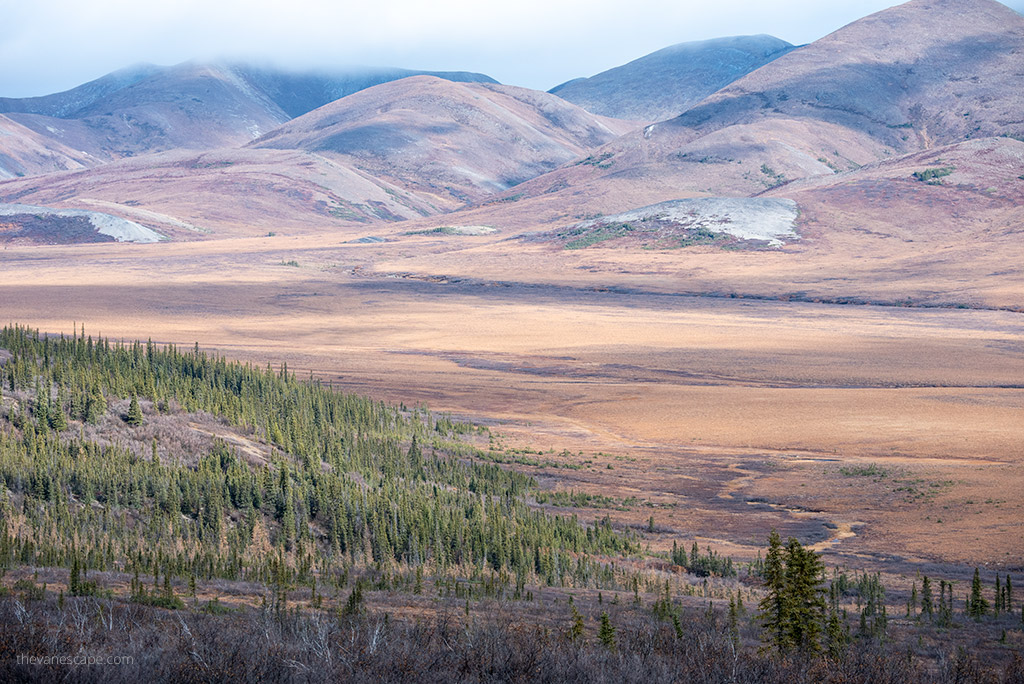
[502,0,1024,216]
[549,35,795,121]
[0,64,164,119]
[1,0,1021,265]
[250,75,641,206]
[387,0,1024,309]
[663,0,1024,151]
[229,65,497,119]
[0,63,496,177]
[0,115,100,179]
[0,75,640,237]
[0,75,639,237]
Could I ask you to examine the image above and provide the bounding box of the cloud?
[1,0,1023,97]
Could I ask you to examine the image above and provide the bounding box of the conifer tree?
[783,538,826,654]
[995,575,1003,615]
[758,532,826,655]
[937,580,953,627]
[921,575,934,619]
[69,556,80,596]
[567,605,585,643]
[969,568,989,620]
[825,607,848,660]
[758,530,788,652]
[598,611,616,651]
[127,394,143,426]
[85,386,107,424]
[48,402,67,431]
[728,595,740,649]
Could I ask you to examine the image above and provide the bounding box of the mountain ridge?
[0,62,498,177]
[250,75,641,206]
[549,34,796,121]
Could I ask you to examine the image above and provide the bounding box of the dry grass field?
[2,227,1021,585]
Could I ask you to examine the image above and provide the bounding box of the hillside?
[0,115,100,179]
[549,35,795,121]
[666,0,1024,151]
[0,63,496,177]
[251,75,641,205]
[472,0,1024,245]
[0,76,641,237]
[0,147,440,238]
[0,74,640,236]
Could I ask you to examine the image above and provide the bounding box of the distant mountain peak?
[667,0,1024,150]
[0,62,498,176]
[549,35,795,121]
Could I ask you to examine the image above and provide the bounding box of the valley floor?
[2,231,1022,584]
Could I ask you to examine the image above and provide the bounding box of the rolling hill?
[250,75,641,206]
[0,62,496,177]
[0,76,640,236]
[0,147,438,238]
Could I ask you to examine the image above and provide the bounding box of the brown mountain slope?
[350,136,1023,310]
[667,0,1024,151]
[0,63,499,179]
[251,76,641,206]
[489,0,1024,222]
[0,76,641,238]
[1,63,291,167]
[0,148,438,238]
[764,136,1024,287]
[549,35,795,121]
[0,115,102,178]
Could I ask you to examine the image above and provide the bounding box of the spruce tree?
[728,595,740,649]
[995,575,1003,615]
[783,538,826,654]
[825,607,847,660]
[85,387,107,424]
[567,605,585,643]
[69,556,80,596]
[48,403,67,431]
[598,611,616,651]
[127,394,143,426]
[969,568,989,620]
[758,529,789,652]
[921,575,934,619]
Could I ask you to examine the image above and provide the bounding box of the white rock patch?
[0,203,164,243]
[576,197,799,246]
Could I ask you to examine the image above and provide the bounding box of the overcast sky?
[2,0,1023,97]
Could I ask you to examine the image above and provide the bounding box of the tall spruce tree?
[598,611,617,651]
[758,531,826,655]
[758,529,789,652]
[921,575,934,619]
[783,538,827,654]
[127,394,144,426]
[969,568,989,620]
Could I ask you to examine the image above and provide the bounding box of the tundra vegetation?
[0,324,1020,682]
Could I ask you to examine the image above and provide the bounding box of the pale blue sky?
[1,0,1022,97]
